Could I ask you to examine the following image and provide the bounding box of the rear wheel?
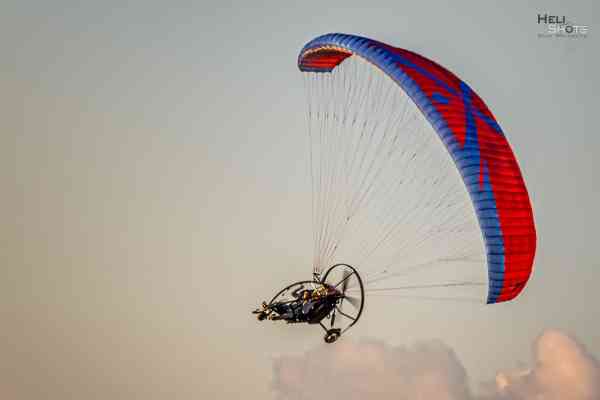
[324,328,341,343]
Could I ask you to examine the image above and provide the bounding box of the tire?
[324,328,341,344]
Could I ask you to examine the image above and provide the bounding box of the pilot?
[302,290,311,302]
[302,286,325,315]
[274,290,310,320]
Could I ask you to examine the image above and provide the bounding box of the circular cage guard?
[320,263,365,334]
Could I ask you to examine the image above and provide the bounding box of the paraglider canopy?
[297,33,536,304]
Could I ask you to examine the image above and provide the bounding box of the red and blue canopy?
[298,33,536,303]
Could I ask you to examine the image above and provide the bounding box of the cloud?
[489,330,600,400]
[272,330,600,400]
[273,338,471,400]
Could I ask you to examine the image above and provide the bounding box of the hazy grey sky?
[2,1,598,399]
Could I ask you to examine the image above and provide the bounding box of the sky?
[1,1,599,399]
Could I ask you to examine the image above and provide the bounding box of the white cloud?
[490,330,600,400]
[273,338,471,400]
[272,330,600,400]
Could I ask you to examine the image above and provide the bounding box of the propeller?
[339,269,362,311]
[344,295,361,309]
[341,269,351,294]
[330,269,353,328]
